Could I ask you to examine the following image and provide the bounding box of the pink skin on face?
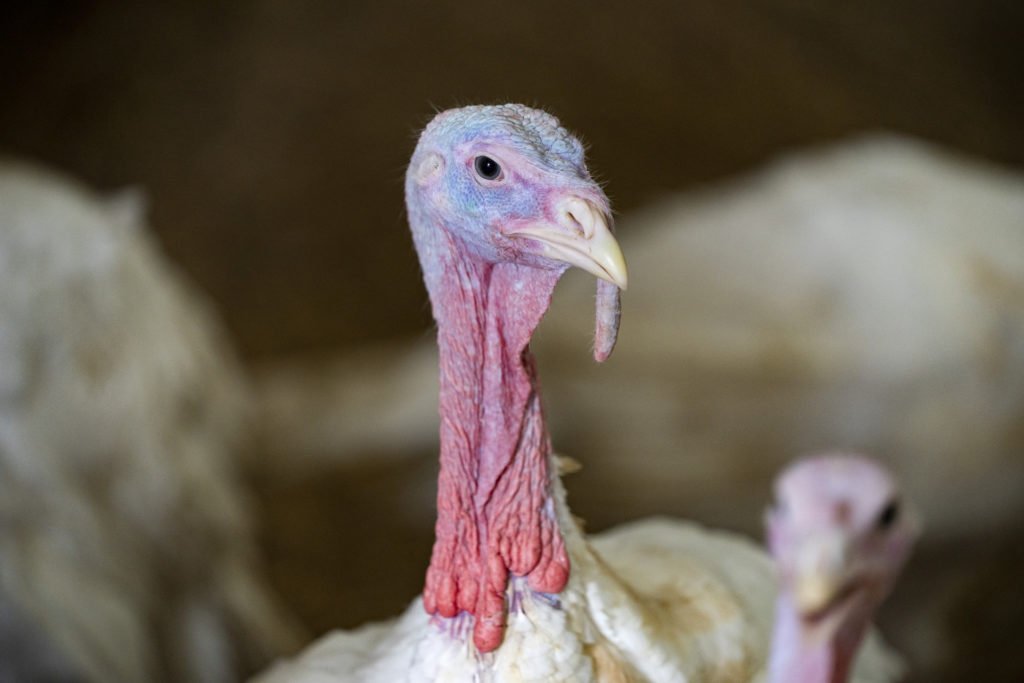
[406,105,625,652]
[765,454,918,683]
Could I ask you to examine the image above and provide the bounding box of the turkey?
[254,104,900,682]
[765,454,917,683]
[0,160,304,683]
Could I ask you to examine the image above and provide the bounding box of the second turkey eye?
[876,500,900,530]
[474,156,502,180]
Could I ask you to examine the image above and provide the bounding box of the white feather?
[0,160,304,682]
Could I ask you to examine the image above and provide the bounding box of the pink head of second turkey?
[404,104,627,652]
[765,453,918,683]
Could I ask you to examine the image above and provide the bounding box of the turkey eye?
[876,500,900,530]
[474,156,502,180]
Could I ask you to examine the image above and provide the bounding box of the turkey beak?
[508,197,627,289]
[507,197,627,362]
[792,533,855,618]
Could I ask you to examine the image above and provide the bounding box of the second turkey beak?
[792,533,856,618]
[508,197,628,290]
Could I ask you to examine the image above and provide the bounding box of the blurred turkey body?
[0,161,303,683]
[539,137,1024,538]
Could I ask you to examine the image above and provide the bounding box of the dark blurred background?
[2,2,1022,681]
[2,1,1021,361]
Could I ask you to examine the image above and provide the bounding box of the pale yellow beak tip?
[600,239,628,290]
[794,574,842,615]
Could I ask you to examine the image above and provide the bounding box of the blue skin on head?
[408,105,601,271]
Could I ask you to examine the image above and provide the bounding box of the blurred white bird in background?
[0,160,304,683]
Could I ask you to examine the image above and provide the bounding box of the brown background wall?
[2,0,1021,360]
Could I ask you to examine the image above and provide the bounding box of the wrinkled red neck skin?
[421,232,569,653]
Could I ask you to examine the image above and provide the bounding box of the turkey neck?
[415,225,570,651]
[767,595,869,683]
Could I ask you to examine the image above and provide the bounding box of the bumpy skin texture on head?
[405,104,624,652]
[765,454,917,683]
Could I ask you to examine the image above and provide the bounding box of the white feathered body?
[256,469,899,683]
[0,161,302,682]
